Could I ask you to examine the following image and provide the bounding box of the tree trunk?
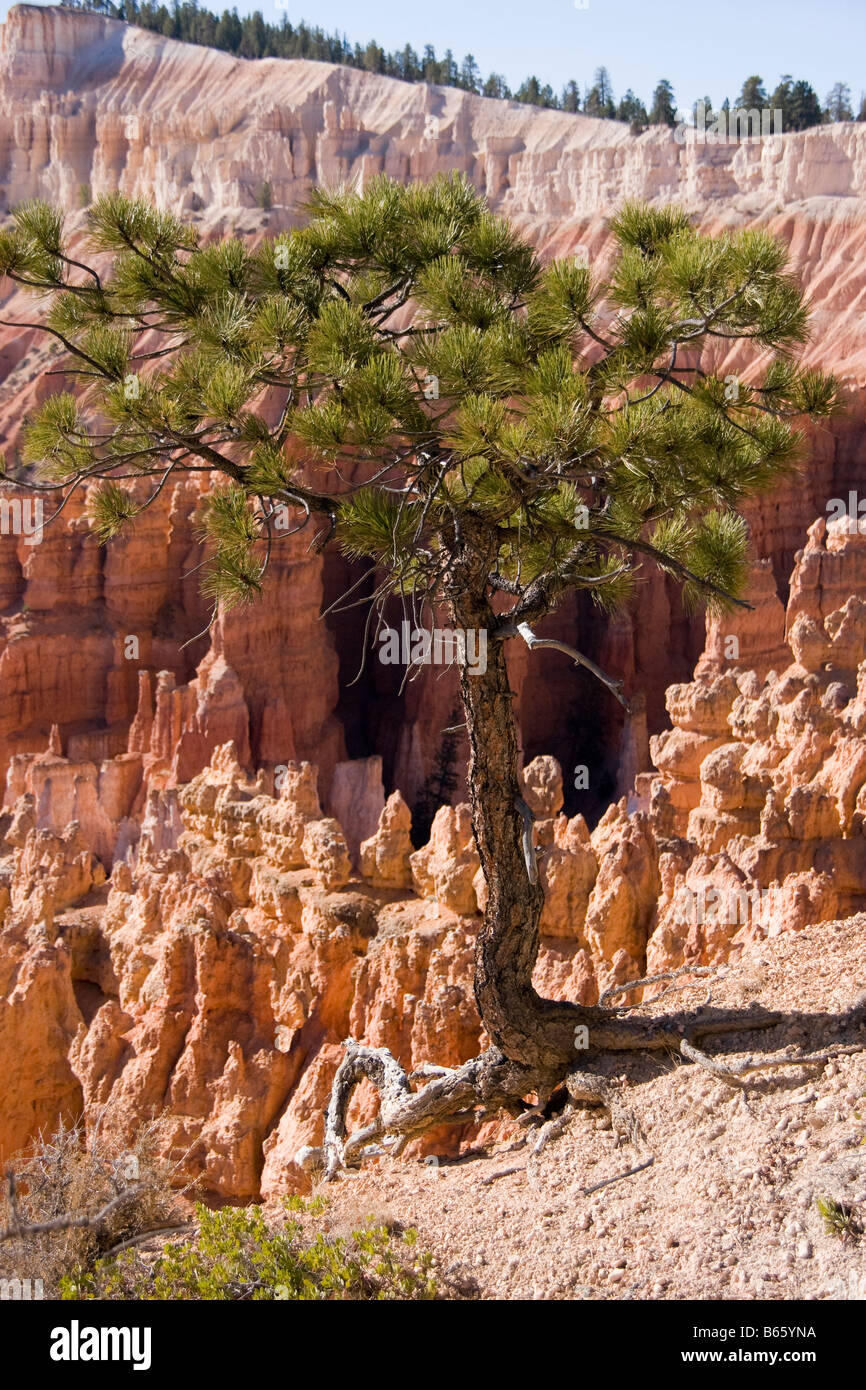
[448,527,583,1078]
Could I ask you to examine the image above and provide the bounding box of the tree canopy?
[0,178,840,639]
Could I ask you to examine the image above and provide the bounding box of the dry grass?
[0,1110,187,1296]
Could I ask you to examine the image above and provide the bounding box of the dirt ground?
[313,918,866,1300]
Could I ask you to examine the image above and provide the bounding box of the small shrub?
[816,1196,862,1240]
[0,1113,183,1297]
[256,181,273,212]
[62,1197,439,1300]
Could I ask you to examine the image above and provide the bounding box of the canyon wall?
[0,5,864,819]
[4,519,866,1194]
[0,7,866,1188]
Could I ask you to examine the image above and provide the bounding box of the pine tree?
[585,66,615,119]
[483,73,511,100]
[649,79,677,126]
[516,77,557,109]
[735,76,767,109]
[561,80,581,114]
[770,75,823,131]
[213,8,241,53]
[0,179,841,1169]
[442,49,458,85]
[398,45,420,83]
[239,10,266,60]
[692,95,715,125]
[618,89,648,131]
[422,45,438,83]
[362,40,385,75]
[825,82,854,122]
[459,54,481,94]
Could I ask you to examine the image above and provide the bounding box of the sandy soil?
[314,918,866,1300]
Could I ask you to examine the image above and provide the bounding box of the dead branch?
[579,1156,654,1196]
[517,622,631,711]
[480,1165,524,1187]
[599,964,721,1007]
[98,1221,195,1262]
[1,1170,145,1243]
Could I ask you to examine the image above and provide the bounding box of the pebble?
[797,1238,813,1260]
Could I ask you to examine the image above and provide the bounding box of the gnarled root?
[308,1041,534,1180]
[308,1044,650,1181]
[528,1066,650,1158]
[299,998,865,1180]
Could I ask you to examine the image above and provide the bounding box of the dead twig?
[1,1171,146,1243]
[579,1156,654,1196]
[599,964,721,1007]
[479,1164,524,1187]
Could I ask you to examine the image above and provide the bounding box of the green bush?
[256,181,272,212]
[816,1196,862,1241]
[61,1197,438,1300]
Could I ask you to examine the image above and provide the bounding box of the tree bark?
[448,523,585,1079]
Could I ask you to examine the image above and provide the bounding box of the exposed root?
[306,997,865,1180]
[530,1104,576,1156]
[579,1156,654,1197]
[599,964,721,1007]
[407,1063,459,1082]
[313,1040,531,1180]
[681,1037,866,1089]
[479,1164,524,1187]
[565,1067,650,1152]
[681,1038,750,1088]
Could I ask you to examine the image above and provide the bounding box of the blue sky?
[4,0,864,114]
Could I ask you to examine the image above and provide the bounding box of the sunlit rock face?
[2,6,866,1195]
[1,4,866,810]
[5,523,866,1194]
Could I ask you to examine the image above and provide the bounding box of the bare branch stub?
[516,622,632,712]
